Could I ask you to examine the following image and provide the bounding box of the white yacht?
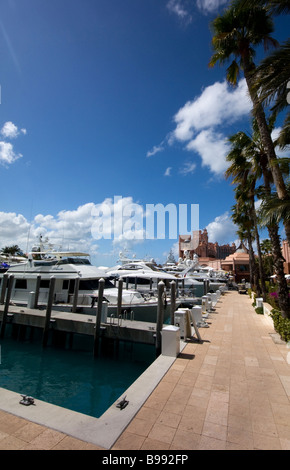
[106,258,199,309]
[0,242,172,322]
[164,253,228,293]
[106,259,178,288]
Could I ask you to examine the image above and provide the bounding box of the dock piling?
[0,273,8,305]
[170,280,176,326]
[156,281,165,356]
[72,277,80,313]
[0,275,14,338]
[42,276,56,347]
[117,278,123,318]
[34,275,41,308]
[93,278,105,357]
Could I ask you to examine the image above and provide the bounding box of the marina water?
[0,326,156,418]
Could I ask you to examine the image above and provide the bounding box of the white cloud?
[186,129,230,175]
[0,141,22,165]
[206,212,237,244]
[272,127,290,159]
[1,121,26,139]
[164,167,172,176]
[166,0,192,22]
[172,79,251,142]
[179,161,196,175]
[196,0,229,14]
[0,121,27,166]
[0,199,148,257]
[147,79,251,176]
[146,143,164,157]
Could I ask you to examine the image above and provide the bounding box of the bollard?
[161,325,180,357]
[93,278,105,357]
[0,275,14,338]
[42,276,55,347]
[156,281,165,356]
[202,295,208,313]
[27,291,36,309]
[170,280,176,325]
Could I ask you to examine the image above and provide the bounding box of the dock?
[0,304,158,346]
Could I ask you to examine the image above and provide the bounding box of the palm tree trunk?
[243,59,290,245]
[247,229,261,295]
[253,210,267,300]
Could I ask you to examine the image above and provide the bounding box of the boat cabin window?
[15,279,27,289]
[40,280,50,288]
[127,277,151,285]
[119,264,139,270]
[57,257,91,265]
[34,260,58,267]
[79,278,115,290]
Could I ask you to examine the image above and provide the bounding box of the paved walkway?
[1,290,290,450]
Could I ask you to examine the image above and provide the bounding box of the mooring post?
[34,275,41,308]
[156,280,165,356]
[72,277,80,313]
[42,276,55,347]
[93,278,105,357]
[0,273,8,305]
[170,280,176,326]
[0,275,14,338]
[117,278,123,318]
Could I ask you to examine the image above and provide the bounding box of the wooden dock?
[0,304,158,346]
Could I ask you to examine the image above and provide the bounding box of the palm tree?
[226,117,290,316]
[237,0,290,15]
[232,200,260,291]
[225,133,267,299]
[260,238,274,276]
[252,39,290,112]
[209,1,290,245]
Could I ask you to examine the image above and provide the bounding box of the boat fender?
[116,395,129,410]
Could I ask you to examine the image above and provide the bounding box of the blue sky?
[0,0,289,266]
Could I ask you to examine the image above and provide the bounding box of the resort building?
[220,242,250,283]
[179,229,236,268]
[282,240,290,275]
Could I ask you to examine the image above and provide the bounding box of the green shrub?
[252,294,257,307]
[255,306,264,315]
[270,309,290,342]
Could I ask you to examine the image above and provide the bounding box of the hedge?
[270,309,290,343]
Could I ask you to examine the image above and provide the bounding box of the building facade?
[179,229,236,264]
[281,240,290,274]
[220,242,250,283]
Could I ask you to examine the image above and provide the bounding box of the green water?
[0,330,155,418]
